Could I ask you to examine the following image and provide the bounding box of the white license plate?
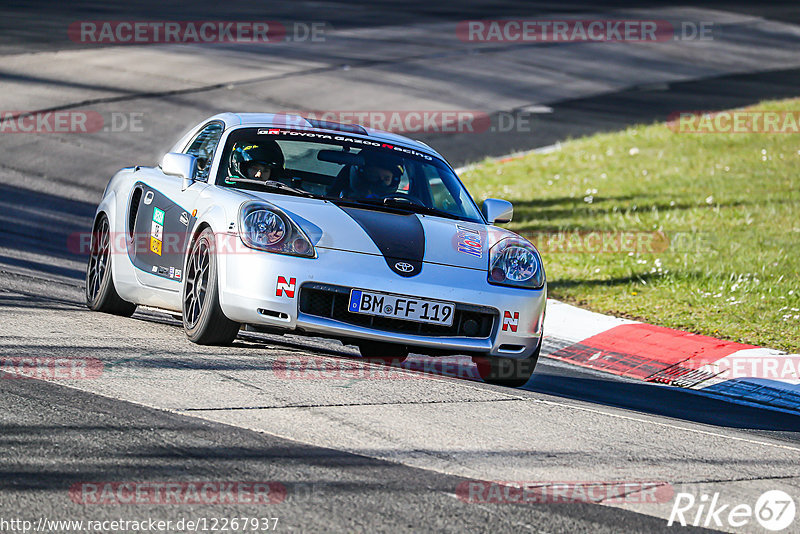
[348,289,455,327]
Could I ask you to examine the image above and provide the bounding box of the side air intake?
[128,186,142,238]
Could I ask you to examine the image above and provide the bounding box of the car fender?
[186,203,233,302]
[94,182,139,302]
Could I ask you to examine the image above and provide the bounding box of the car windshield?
[215,127,484,223]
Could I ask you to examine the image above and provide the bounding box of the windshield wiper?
[349,197,464,221]
[263,181,319,198]
[227,178,318,198]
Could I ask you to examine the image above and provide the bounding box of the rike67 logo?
[668,490,796,531]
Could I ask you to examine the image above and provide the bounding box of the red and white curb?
[542,299,800,414]
[456,159,798,414]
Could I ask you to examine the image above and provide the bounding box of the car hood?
[241,192,504,272]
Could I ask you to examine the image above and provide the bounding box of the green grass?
[461,98,800,352]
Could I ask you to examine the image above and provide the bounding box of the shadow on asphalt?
[235,330,800,433]
[3,283,798,434]
[0,378,717,533]
[148,316,800,433]
[0,182,95,279]
[525,365,800,432]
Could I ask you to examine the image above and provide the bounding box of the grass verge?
[461,98,800,352]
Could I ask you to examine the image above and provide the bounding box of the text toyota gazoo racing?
[85,113,546,386]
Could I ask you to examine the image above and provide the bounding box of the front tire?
[474,343,540,388]
[85,214,137,316]
[183,228,240,345]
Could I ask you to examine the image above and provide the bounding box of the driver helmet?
[229,141,284,181]
[351,150,404,196]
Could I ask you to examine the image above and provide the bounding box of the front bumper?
[217,243,546,359]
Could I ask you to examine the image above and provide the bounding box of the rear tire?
[85,214,137,317]
[358,341,409,365]
[474,343,540,388]
[183,228,240,345]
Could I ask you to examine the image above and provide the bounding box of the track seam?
[180,397,521,411]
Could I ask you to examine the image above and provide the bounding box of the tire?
[473,343,540,388]
[85,214,137,317]
[358,341,409,365]
[183,228,240,345]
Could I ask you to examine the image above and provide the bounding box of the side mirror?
[160,152,197,190]
[482,198,513,224]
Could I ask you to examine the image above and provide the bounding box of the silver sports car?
[86,113,546,386]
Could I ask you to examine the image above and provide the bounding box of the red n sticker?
[276,276,296,297]
[502,311,519,332]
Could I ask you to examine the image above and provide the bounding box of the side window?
[184,122,223,181]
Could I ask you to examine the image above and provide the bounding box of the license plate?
[348,289,455,327]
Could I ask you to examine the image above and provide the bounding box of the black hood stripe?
[339,206,424,277]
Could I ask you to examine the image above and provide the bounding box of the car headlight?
[238,201,315,258]
[488,237,545,289]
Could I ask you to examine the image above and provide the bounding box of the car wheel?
[358,341,409,364]
[85,214,137,316]
[474,343,540,388]
[183,228,240,345]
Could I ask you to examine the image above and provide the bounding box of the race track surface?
[1,1,799,532]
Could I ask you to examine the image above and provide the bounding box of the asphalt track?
[1,1,800,532]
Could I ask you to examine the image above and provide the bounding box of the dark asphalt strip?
[5,65,800,168]
[528,360,800,439]
[3,267,799,444]
[1,0,799,56]
[0,378,713,533]
[423,67,800,165]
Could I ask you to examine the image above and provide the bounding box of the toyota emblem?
[394,262,414,273]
